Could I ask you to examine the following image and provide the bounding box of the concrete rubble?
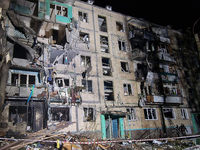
[0,130,200,150]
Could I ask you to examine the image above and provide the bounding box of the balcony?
[132,49,146,60]
[161,73,178,83]
[146,95,182,104]
[157,52,175,63]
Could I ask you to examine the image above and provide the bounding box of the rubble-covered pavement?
[0,122,199,150]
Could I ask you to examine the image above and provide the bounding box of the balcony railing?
[146,95,182,104]
[157,52,175,63]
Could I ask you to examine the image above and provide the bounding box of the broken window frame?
[50,107,70,122]
[118,40,126,51]
[55,78,69,87]
[98,15,107,32]
[116,21,124,32]
[82,79,93,93]
[127,108,136,121]
[78,11,88,22]
[121,61,129,73]
[11,73,36,87]
[9,106,28,123]
[181,108,189,120]
[81,55,91,68]
[100,35,109,53]
[102,57,112,76]
[80,32,90,42]
[123,84,133,96]
[83,107,95,122]
[144,108,158,120]
[104,80,114,101]
[163,108,176,119]
[11,73,19,86]
[54,4,68,17]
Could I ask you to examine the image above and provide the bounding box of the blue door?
[112,119,118,138]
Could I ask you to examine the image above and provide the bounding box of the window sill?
[124,94,134,96]
[128,120,137,121]
[145,119,158,121]
[81,91,94,94]
[164,118,176,120]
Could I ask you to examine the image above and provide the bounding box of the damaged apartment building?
[0,0,198,140]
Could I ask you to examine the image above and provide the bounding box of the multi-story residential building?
[0,0,197,140]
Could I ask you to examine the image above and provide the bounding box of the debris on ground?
[0,125,200,150]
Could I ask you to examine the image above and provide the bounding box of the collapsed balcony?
[161,73,179,83]
[132,49,146,60]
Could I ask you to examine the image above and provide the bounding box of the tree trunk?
[0,59,10,121]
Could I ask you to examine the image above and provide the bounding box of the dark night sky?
[81,0,200,32]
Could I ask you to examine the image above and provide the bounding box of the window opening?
[144,108,157,120]
[102,57,111,76]
[118,40,126,51]
[80,32,89,42]
[104,80,114,100]
[124,84,133,96]
[121,62,129,72]
[11,73,19,86]
[20,74,27,86]
[81,55,91,67]
[50,107,69,122]
[55,5,67,17]
[82,80,92,92]
[55,78,63,87]
[29,75,35,85]
[78,11,88,22]
[116,21,124,32]
[83,108,94,121]
[181,109,189,119]
[64,79,69,86]
[127,108,136,120]
[98,16,107,32]
[100,35,109,53]
[9,106,31,126]
[163,108,175,119]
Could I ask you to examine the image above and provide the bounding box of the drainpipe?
[128,117,132,139]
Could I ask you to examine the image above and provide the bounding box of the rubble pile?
[0,124,199,150]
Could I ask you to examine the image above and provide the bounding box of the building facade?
[0,0,197,139]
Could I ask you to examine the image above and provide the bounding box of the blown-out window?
[124,84,133,96]
[50,107,70,122]
[83,108,95,121]
[127,108,136,121]
[82,80,92,92]
[81,55,91,67]
[144,108,157,120]
[118,40,126,51]
[181,109,189,119]
[116,21,124,32]
[121,62,129,72]
[78,11,88,22]
[163,108,176,119]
